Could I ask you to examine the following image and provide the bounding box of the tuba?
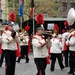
[67,8,75,25]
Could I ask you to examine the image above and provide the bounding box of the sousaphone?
[67,8,75,26]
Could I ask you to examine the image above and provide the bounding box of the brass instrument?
[43,30,52,39]
[44,30,52,35]
[18,28,28,45]
[18,28,24,34]
[67,8,75,25]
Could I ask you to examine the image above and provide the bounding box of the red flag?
[30,0,34,18]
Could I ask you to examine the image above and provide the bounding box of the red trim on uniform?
[16,42,21,57]
[5,63,8,75]
[64,42,67,51]
[36,34,42,36]
[28,40,31,53]
[6,38,10,41]
[46,56,50,64]
[32,35,38,39]
[41,36,44,39]
[38,42,42,45]
[40,70,42,75]
[36,34,44,39]
[41,43,45,47]
[69,32,75,39]
[72,32,75,36]
[68,41,70,46]
[32,37,38,40]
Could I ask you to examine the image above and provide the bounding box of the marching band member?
[1,24,19,75]
[62,28,69,67]
[16,30,30,63]
[32,13,51,75]
[66,24,75,75]
[50,33,65,71]
[66,8,75,75]
[0,30,3,67]
[32,26,51,75]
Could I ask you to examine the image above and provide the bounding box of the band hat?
[36,26,44,31]
[35,13,45,31]
[9,21,14,26]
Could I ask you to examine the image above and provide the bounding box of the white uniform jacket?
[2,30,19,51]
[66,31,75,51]
[50,38,62,53]
[62,32,69,51]
[32,34,49,58]
[19,35,29,46]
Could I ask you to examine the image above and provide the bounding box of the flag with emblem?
[30,0,34,18]
[19,0,23,17]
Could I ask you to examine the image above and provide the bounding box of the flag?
[30,0,34,18]
[19,0,23,17]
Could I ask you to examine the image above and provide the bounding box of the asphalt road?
[0,52,70,75]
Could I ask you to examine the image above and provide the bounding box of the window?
[71,3,75,8]
[62,2,67,11]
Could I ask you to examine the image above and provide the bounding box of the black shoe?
[68,71,74,75]
[25,61,29,63]
[61,67,65,70]
[16,60,20,63]
[65,65,69,67]
[50,70,54,72]
[50,68,54,72]
[0,65,2,67]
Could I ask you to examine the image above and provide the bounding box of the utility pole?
[13,0,14,11]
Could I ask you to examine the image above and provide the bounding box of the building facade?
[54,0,75,17]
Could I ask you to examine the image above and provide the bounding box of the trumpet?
[43,30,52,39]
[44,30,52,35]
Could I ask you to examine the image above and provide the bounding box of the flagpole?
[19,0,23,28]
[33,8,35,34]
[20,17,22,28]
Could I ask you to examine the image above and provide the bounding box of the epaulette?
[72,32,75,36]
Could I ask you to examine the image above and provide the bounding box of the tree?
[7,0,21,24]
[23,0,59,20]
[8,0,59,22]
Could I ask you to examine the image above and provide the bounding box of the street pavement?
[0,52,70,75]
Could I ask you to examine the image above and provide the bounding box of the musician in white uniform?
[2,25,19,75]
[16,31,29,63]
[50,33,65,71]
[32,26,50,75]
[66,24,75,75]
